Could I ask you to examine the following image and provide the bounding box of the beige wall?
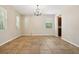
[21,15,55,36]
[59,6,79,47]
[0,6,22,45]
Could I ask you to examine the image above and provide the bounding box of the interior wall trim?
[62,37,79,47]
[0,35,21,46]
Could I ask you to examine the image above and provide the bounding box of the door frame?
[55,15,62,37]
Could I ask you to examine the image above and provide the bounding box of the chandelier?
[34,5,41,16]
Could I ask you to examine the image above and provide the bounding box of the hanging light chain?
[34,5,41,16]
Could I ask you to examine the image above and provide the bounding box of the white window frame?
[16,15,20,30]
[0,7,7,31]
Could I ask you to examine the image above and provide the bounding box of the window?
[16,15,20,29]
[45,22,52,28]
[0,7,7,31]
[45,21,52,28]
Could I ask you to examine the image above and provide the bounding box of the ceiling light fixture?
[34,5,41,16]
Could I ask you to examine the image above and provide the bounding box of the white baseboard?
[0,35,21,46]
[55,35,58,37]
[62,37,79,47]
[21,34,55,36]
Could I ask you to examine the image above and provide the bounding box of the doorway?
[58,16,62,37]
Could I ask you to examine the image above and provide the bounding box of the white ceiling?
[13,5,65,15]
